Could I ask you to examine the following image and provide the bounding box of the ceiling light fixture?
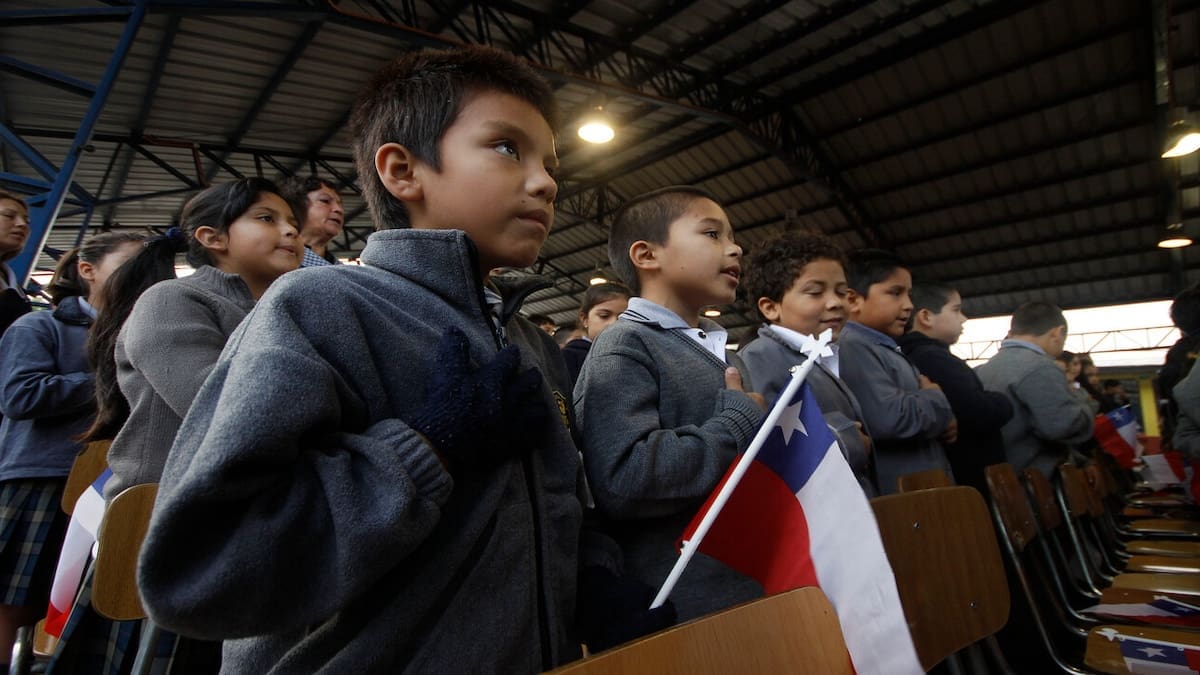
[578,107,615,144]
[589,264,608,285]
[703,309,722,318]
[1158,222,1193,249]
[1163,121,1200,158]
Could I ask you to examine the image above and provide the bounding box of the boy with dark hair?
[575,185,767,622]
[897,282,1013,493]
[733,231,876,495]
[837,250,956,494]
[278,175,345,267]
[138,45,591,672]
[977,302,1094,477]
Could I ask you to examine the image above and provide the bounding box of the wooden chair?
[870,486,1009,672]
[547,587,853,674]
[61,440,110,515]
[896,468,953,493]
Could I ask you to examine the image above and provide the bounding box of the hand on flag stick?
[650,329,833,610]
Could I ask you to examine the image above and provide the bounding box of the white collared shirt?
[620,297,728,362]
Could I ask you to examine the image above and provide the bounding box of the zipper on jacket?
[467,249,554,670]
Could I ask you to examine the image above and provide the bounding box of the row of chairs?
[556,459,1200,674]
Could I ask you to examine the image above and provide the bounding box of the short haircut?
[845,248,907,297]
[526,313,553,327]
[351,45,557,231]
[742,232,846,322]
[278,175,338,227]
[1010,301,1066,336]
[579,281,632,318]
[1171,284,1200,335]
[607,185,720,295]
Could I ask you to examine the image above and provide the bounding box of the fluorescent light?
[703,309,722,317]
[1158,236,1193,248]
[589,275,607,285]
[1163,122,1200,158]
[578,120,615,144]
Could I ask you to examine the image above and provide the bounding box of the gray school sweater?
[573,310,765,622]
[105,265,255,499]
[976,340,1095,478]
[138,229,585,674]
[837,321,954,495]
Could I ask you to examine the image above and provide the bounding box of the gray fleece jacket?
[573,308,766,622]
[105,265,255,499]
[976,340,1095,478]
[138,229,585,673]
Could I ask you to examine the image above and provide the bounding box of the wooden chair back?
[548,587,853,674]
[871,486,1010,671]
[92,484,158,621]
[896,468,953,493]
[1021,468,1063,532]
[985,464,1038,553]
[61,440,110,515]
[1056,464,1095,520]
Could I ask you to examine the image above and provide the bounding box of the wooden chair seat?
[1125,518,1200,536]
[895,468,953,493]
[1110,573,1200,598]
[1124,554,1200,574]
[547,587,852,674]
[1126,540,1200,557]
[1099,586,1200,607]
[1086,625,1200,673]
[92,484,158,621]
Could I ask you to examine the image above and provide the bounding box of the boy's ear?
[628,240,660,274]
[193,225,228,253]
[375,143,423,203]
[757,296,782,323]
[914,307,932,329]
[845,288,864,315]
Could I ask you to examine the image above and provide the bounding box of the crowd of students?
[0,43,1172,673]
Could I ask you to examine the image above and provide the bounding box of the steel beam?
[8,1,146,284]
[0,56,96,97]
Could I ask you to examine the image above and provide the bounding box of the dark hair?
[607,186,720,295]
[526,313,554,327]
[82,178,286,442]
[579,281,632,318]
[845,248,907,297]
[1010,301,1067,336]
[1171,284,1200,335]
[907,281,958,331]
[742,232,846,322]
[1056,350,1077,365]
[553,318,579,346]
[278,175,338,230]
[1102,378,1121,389]
[351,45,557,231]
[0,190,29,262]
[46,232,147,305]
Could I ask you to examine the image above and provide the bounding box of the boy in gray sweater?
[138,46,595,673]
[574,186,767,623]
[837,250,956,494]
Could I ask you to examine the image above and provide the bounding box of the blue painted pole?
[8,0,146,285]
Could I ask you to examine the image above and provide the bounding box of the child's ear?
[629,240,660,274]
[757,296,781,323]
[845,288,864,314]
[914,307,932,328]
[193,225,228,253]
[77,259,97,285]
[375,143,422,203]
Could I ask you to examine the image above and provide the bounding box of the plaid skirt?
[0,478,68,606]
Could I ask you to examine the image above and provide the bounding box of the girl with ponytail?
[0,232,144,663]
[93,178,301,499]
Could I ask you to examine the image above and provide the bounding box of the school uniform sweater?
[1174,365,1200,459]
[0,296,94,481]
[897,331,1013,494]
[573,303,765,622]
[105,265,256,499]
[733,325,877,496]
[138,229,585,674]
[837,321,955,495]
[976,339,1095,478]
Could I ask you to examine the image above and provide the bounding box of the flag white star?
[1139,647,1166,658]
[777,400,807,444]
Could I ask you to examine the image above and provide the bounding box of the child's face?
[926,290,967,344]
[584,296,628,340]
[216,192,302,282]
[758,258,847,339]
[410,90,558,273]
[848,267,913,338]
[650,198,742,310]
[302,185,344,241]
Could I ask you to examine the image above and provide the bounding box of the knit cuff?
[371,419,454,504]
[714,389,766,451]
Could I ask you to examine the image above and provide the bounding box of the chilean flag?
[44,468,111,636]
[1097,627,1200,674]
[679,382,920,674]
[1087,596,1200,628]
[1095,406,1141,470]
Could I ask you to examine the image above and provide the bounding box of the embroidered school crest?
[553,390,571,431]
